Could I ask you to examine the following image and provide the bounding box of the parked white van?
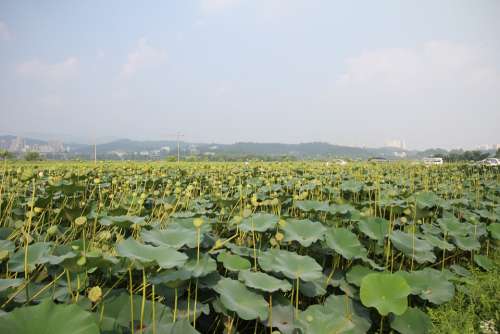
[423,157,443,165]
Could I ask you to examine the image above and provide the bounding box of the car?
[479,158,500,166]
[423,157,443,165]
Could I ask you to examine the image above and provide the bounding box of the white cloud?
[335,41,500,96]
[0,20,13,41]
[16,57,79,81]
[121,38,167,77]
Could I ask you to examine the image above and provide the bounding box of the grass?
[429,251,499,334]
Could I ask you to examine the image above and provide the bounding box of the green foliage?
[428,254,500,334]
[24,151,41,161]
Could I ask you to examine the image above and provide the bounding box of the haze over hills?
[3,134,492,161]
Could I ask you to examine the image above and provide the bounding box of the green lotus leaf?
[0,239,15,257]
[213,277,268,320]
[0,278,24,292]
[325,227,368,260]
[153,319,200,334]
[395,268,455,304]
[299,276,328,297]
[329,204,357,216]
[295,294,371,334]
[322,294,372,334]
[346,265,374,287]
[116,238,188,269]
[449,264,471,277]
[474,255,494,271]
[0,299,99,334]
[174,299,210,320]
[141,226,198,249]
[452,235,480,251]
[360,272,411,316]
[487,223,500,240]
[238,270,292,292]
[357,217,389,243]
[437,217,469,237]
[218,252,251,271]
[264,299,296,334]
[294,200,329,212]
[259,248,323,281]
[8,242,52,272]
[415,192,440,208]
[100,215,146,228]
[181,253,218,277]
[390,307,431,334]
[226,243,254,257]
[281,219,326,247]
[296,308,355,334]
[100,292,173,331]
[422,234,455,251]
[341,180,363,193]
[238,213,279,232]
[389,230,436,264]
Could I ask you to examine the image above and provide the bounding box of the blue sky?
[0,0,499,149]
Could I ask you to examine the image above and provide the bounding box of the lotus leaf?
[259,248,323,281]
[325,227,368,260]
[238,213,279,232]
[238,270,292,292]
[390,307,431,334]
[213,277,268,320]
[0,299,99,334]
[281,219,326,246]
[116,238,188,269]
[360,272,411,316]
[390,230,436,264]
[357,217,389,243]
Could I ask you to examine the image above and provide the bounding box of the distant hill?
[2,134,493,160]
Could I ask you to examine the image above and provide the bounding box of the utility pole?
[94,143,97,164]
[166,132,184,163]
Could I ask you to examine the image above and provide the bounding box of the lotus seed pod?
[34,207,43,214]
[193,217,204,228]
[88,286,102,303]
[94,178,100,184]
[278,219,287,228]
[275,232,284,242]
[0,250,9,261]
[75,216,87,226]
[400,217,408,224]
[77,256,87,266]
[47,225,58,236]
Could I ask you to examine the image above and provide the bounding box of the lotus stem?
[140,269,146,333]
[268,294,273,333]
[295,277,299,318]
[193,279,198,329]
[152,284,156,334]
[129,268,135,334]
[173,287,178,322]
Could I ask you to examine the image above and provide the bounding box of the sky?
[0,0,499,149]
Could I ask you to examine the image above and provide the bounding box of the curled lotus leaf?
[294,200,329,212]
[357,217,389,243]
[390,307,432,334]
[8,242,52,272]
[259,248,323,282]
[213,277,268,320]
[116,238,188,269]
[141,226,198,249]
[218,252,252,272]
[0,299,99,334]
[238,213,279,232]
[281,219,326,247]
[474,255,494,271]
[238,270,292,292]
[325,227,368,260]
[100,215,146,229]
[389,230,436,264]
[395,268,455,305]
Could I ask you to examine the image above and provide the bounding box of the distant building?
[385,139,406,150]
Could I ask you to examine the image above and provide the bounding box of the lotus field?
[0,161,498,334]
